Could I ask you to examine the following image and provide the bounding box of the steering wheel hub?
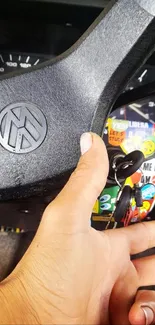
[0,102,47,154]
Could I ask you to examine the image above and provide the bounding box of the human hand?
[129,256,155,325]
[0,133,155,325]
[110,252,155,325]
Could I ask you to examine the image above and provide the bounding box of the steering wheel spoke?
[0,0,155,198]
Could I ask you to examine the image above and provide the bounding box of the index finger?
[120,222,155,255]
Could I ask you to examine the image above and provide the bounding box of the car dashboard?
[1,1,155,88]
[0,1,101,75]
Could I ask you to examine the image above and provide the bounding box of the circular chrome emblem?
[0,102,47,153]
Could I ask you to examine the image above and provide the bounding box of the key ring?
[138,286,155,291]
[114,169,122,188]
[116,151,145,179]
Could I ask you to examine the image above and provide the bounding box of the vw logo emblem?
[0,102,47,153]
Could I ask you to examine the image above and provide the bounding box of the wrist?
[0,277,38,325]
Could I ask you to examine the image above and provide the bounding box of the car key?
[134,186,143,208]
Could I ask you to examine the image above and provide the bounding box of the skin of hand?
[110,254,155,325]
[0,133,155,325]
[129,256,155,325]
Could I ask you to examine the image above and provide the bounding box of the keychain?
[105,150,144,229]
[122,183,155,226]
[92,150,155,230]
[108,149,144,184]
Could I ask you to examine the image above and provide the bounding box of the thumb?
[43,132,109,229]
[129,290,155,325]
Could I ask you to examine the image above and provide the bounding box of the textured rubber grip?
[136,0,155,16]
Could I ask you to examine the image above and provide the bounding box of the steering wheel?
[0,0,155,230]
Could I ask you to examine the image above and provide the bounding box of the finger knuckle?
[71,160,89,181]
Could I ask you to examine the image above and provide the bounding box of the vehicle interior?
[0,0,155,280]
